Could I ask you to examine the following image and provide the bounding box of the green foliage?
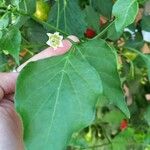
[77,39,130,117]
[0,27,21,64]
[15,47,103,150]
[0,0,150,149]
[0,12,10,30]
[19,0,36,14]
[141,15,150,31]
[112,0,139,32]
[48,0,87,37]
[84,6,100,33]
[92,0,113,19]
[144,106,150,126]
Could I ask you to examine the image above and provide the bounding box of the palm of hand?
[0,73,24,150]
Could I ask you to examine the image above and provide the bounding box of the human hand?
[0,36,78,150]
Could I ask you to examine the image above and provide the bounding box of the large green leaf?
[48,0,87,37]
[0,27,21,64]
[75,39,130,117]
[112,0,138,32]
[15,50,102,150]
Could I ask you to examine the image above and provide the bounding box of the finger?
[0,73,18,101]
[17,36,79,72]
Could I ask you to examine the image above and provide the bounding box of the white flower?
[46,32,63,50]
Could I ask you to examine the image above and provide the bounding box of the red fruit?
[120,119,128,131]
[84,28,96,38]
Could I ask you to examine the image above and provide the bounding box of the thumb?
[17,35,79,72]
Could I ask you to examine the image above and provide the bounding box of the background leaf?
[141,15,150,31]
[0,53,7,71]
[48,0,87,37]
[76,39,130,117]
[21,19,47,51]
[0,12,10,30]
[84,6,100,33]
[112,0,138,32]
[19,0,36,15]
[92,0,113,19]
[15,50,102,150]
[0,27,21,64]
[144,105,150,126]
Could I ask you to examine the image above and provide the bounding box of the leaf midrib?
[122,0,137,28]
[45,57,69,143]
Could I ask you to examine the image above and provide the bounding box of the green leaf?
[10,0,20,7]
[129,48,150,81]
[84,6,100,33]
[103,109,126,128]
[125,47,150,81]
[0,12,10,30]
[92,0,113,19]
[0,0,5,6]
[0,53,7,71]
[107,23,123,41]
[112,128,134,150]
[15,50,102,150]
[22,19,47,51]
[112,0,138,32]
[144,105,150,126]
[0,27,21,64]
[76,39,130,117]
[19,0,36,15]
[139,54,150,81]
[141,15,150,32]
[48,0,87,37]
[0,31,2,39]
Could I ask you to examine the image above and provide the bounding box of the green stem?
[56,0,60,28]
[93,19,115,40]
[79,142,110,149]
[100,124,113,149]
[89,0,92,6]
[129,61,135,78]
[23,0,28,13]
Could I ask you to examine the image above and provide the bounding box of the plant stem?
[89,0,92,6]
[93,19,115,40]
[79,142,110,149]
[56,0,60,28]
[100,124,113,149]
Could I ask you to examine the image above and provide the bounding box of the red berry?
[120,119,128,131]
[84,28,96,38]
